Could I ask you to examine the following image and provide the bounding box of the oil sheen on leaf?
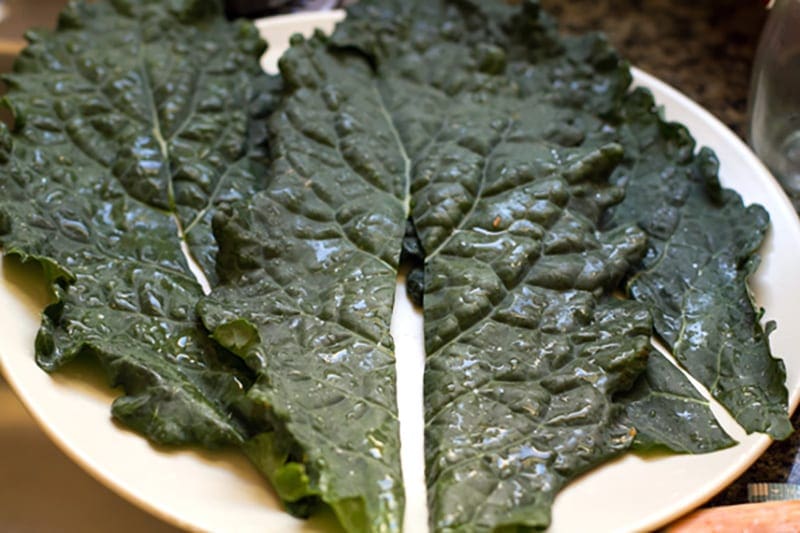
[604,89,791,438]
[469,0,788,439]
[198,36,407,533]
[0,0,272,447]
[340,0,755,456]
[333,2,666,530]
[0,1,783,532]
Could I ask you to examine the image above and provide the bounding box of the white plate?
[2,10,800,533]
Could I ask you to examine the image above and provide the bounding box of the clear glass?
[748,0,800,211]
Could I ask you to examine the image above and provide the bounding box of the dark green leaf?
[463,0,784,439]
[198,36,407,533]
[354,0,751,449]
[604,89,791,439]
[0,0,271,447]
[335,3,661,530]
[413,108,652,531]
[616,351,736,453]
[1,1,779,532]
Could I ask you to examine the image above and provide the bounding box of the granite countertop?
[540,0,764,139]
[1,1,797,530]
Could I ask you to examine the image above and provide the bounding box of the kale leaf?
[616,350,735,453]
[416,132,653,530]
[333,3,664,529]
[452,0,787,439]
[603,88,791,438]
[197,36,407,533]
[336,0,738,462]
[0,0,272,447]
[0,1,779,531]
[200,7,653,529]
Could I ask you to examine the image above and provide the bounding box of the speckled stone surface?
[539,0,800,508]
[710,427,800,506]
[540,0,765,137]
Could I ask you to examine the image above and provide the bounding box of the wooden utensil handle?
[667,501,800,532]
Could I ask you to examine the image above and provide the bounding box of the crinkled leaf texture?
[410,89,652,533]
[0,0,273,447]
[440,0,741,451]
[414,132,654,530]
[0,1,773,532]
[465,0,787,439]
[617,350,735,453]
[333,4,733,530]
[340,0,754,455]
[333,2,664,530]
[198,36,407,533]
[604,89,791,439]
